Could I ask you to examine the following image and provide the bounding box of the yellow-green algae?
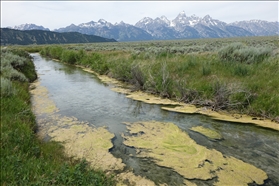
[46,116,125,171]
[190,126,223,141]
[162,106,279,131]
[31,81,125,171]
[125,91,182,105]
[122,121,268,185]
[80,66,126,86]
[116,172,197,186]
[30,80,59,114]
[116,172,157,186]
[31,76,157,185]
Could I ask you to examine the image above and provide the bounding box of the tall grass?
[1,48,116,185]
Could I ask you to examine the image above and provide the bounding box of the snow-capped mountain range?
[7,11,279,41]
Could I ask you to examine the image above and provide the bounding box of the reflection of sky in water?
[31,53,279,185]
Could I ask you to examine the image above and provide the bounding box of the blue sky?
[1,1,278,30]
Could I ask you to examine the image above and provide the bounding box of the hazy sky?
[1,1,278,30]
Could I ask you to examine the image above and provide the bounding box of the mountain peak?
[160,16,170,25]
[160,15,168,20]
[98,19,107,23]
[115,21,126,26]
[179,11,186,17]
[174,11,187,20]
[139,17,153,22]
[203,15,212,20]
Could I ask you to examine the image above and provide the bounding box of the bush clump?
[0,77,16,97]
[218,42,272,64]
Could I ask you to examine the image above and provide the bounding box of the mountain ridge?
[0,28,117,45]
[5,11,279,41]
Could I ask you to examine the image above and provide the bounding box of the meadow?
[1,35,278,185]
[24,36,278,122]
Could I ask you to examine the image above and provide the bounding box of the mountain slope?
[0,28,117,45]
[230,20,279,36]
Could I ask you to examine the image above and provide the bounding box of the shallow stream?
[30,53,279,185]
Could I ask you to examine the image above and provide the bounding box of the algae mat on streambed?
[30,80,159,185]
[122,121,268,185]
[190,126,223,141]
[31,80,268,185]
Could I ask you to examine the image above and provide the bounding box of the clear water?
[31,53,279,185]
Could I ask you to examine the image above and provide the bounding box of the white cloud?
[1,1,278,30]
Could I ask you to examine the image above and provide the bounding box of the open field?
[15,36,279,121]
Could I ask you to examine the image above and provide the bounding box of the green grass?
[1,49,116,185]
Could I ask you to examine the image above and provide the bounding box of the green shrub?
[110,59,133,81]
[144,61,173,97]
[49,46,64,59]
[0,77,16,97]
[61,50,78,64]
[87,53,108,74]
[40,46,51,56]
[2,52,27,68]
[202,65,211,76]
[1,65,28,82]
[232,64,249,76]
[0,50,36,82]
[218,42,244,62]
[218,42,272,64]
[131,63,145,89]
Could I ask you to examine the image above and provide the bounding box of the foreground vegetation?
[0,49,115,185]
[23,36,278,122]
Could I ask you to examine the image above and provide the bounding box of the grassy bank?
[33,36,278,122]
[0,48,115,185]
